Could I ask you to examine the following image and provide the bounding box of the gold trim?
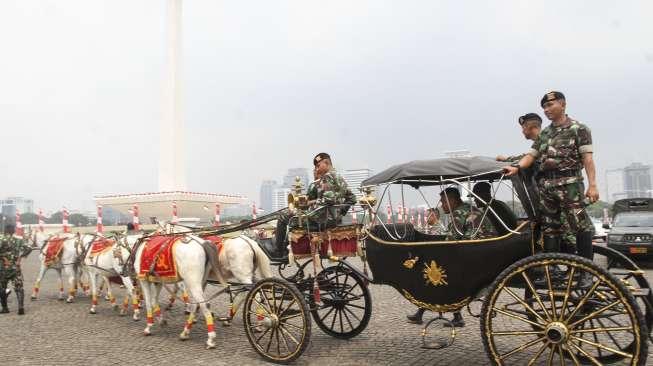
[402,289,469,312]
[367,221,530,246]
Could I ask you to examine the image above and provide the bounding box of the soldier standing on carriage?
[0,224,32,315]
[497,113,577,252]
[274,153,357,251]
[504,91,599,285]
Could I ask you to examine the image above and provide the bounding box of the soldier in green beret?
[0,224,32,315]
[504,92,598,285]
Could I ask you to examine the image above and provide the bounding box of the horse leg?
[186,282,216,349]
[153,283,166,326]
[179,302,198,341]
[120,277,138,319]
[140,281,154,335]
[64,265,77,303]
[89,272,99,314]
[166,283,178,310]
[105,277,117,310]
[57,269,65,300]
[31,263,47,300]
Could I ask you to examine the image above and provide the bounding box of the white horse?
[134,230,272,349]
[30,232,95,302]
[84,233,143,320]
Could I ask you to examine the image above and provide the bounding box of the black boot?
[576,231,594,261]
[0,287,9,314]
[444,311,466,328]
[16,289,25,315]
[543,235,561,253]
[407,308,426,324]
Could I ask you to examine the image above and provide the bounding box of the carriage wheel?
[311,265,372,339]
[243,278,311,364]
[593,245,653,343]
[481,253,648,366]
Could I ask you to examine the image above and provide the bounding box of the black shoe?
[0,308,9,314]
[444,313,465,328]
[407,308,426,324]
[18,308,25,315]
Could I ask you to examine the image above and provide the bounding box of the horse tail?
[247,238,273,279]
[200,239,227,285]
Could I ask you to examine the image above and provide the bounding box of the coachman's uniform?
[0,234,31,314]
[528,115,594,257]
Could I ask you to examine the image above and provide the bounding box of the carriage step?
[631,288,650,297]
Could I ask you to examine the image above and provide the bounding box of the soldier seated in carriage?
[274,152,357,256]
[440,186,497,240]
[471,182,518,236]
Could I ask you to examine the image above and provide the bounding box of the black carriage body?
[365,223,533,311]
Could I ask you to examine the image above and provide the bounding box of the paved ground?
[2,245,653,366]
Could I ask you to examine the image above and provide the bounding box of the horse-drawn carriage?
[234,156,652,365]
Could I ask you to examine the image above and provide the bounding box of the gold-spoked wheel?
[481,253,648,365]
[243,278,311,364]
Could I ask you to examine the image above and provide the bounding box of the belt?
[541,169,580,180]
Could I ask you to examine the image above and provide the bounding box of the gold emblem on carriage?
[423,260,448,287]
[403,256,419,269]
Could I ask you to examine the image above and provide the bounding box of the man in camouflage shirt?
[505,92,598,281]
[274,153,356,252]
[440,187,497,240]
[497,113,577,252]
[1,224,32,315]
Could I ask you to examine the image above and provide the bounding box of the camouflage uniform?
[505,155,577,250]
[0,235,31,313]
[446,203,497,240]
[528,118,593,240]
[275,169,356,251]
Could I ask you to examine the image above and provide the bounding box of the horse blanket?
[138,236,180,283]
[44,237,67,266]
[89,238,114,257]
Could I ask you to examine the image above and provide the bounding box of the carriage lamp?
[358,187,377,208]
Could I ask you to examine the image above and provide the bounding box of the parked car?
[606,198,653,259]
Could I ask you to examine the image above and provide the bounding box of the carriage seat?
[369,224,417,243]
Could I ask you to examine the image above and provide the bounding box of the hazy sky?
[1,1,652,213]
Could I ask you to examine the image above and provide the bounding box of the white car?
[592,218,608,241]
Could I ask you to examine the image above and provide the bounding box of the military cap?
[540,91,566,107]
[518,113,543,126]
[313,152,331,166]
[440,186,461,199]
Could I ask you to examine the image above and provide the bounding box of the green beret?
[540,91,565,107]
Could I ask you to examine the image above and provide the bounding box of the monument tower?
[95,0,245,223]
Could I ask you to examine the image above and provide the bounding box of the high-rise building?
[341,169,373,201]
[260,180,279,213]
[272,187,292,212]
[283,168,310,189]
[623,163,652,198]
[0,197,34,218]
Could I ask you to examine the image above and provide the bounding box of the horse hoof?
[179,332,190,341]
[30,296,37,301]
[133,316,140,322]
[184,310,191,316]
[89,309,97,315]
[222,321,231,327]
[57,297,64,302]
[143,329,152,336]
[206,342,216,350]
[159,319,168,327]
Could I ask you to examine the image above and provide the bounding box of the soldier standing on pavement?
[0,224,32,315]
[504,92,598,284]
